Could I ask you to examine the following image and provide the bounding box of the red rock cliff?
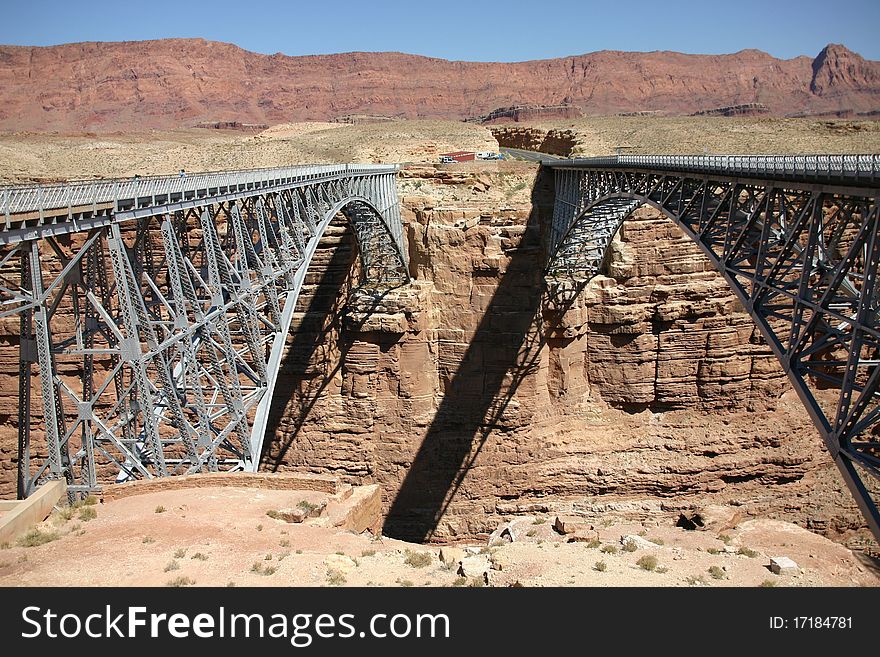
[0,39,877,131]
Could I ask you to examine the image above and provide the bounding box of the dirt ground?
[0,120,498,184]
[2,116,878,185]
[1,484,876,587]
[518,116,880,156]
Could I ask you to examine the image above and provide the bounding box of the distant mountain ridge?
[0,39,877,131]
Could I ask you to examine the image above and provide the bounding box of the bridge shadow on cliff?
[383,168,558,542]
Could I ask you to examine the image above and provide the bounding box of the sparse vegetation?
[251,562,277,576]
[173,548,187,559]
[687,575,707,586]
[622,539,638,552]
[163,560,180,572]
[707,547,721,555]
[277,551,291,562]
[468,577,485,588]
[526,529,537,537]
[708,565,726,580]
[142,536,155,544]
[636,555,659,571]
[265,553,273,561]
[587,538,601,549]
[452,576,467,587]
[17,528,60,547]
[166,576,195,587]
[737,547,759,558]
[532,517,546,525]
[648,537,665,545]
[70,495,98,509]
[0,542,10,550]
[399,579,414,587]
[297,500,321,515]
[296,549,303,555]
[280,539,290,548]
[361,549,376,558]
[51,507,75,524]
[327,569,347,586]
[256,524,263,532]
[265,510,281,520]
[656,566,669,574]
[404,549,432,568]
[191,552,208,561]
[594,561,607,572]
[601,545,618,555]
[718,534,732,544]
[760,579,777,588]
[154,505,166,514]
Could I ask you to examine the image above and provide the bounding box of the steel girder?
[546,164,880,541]
[2,166,409,498]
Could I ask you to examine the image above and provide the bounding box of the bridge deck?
[0,164,398,245]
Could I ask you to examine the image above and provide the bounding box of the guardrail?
[545,154,880,186]
[0,163,399,218]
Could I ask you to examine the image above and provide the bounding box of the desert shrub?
[594,561,607,572]
[17,529,60,547]
[404,550,431,568]
[708,565,725,580]
[637,555,659,571]
[166,576,195,587]
[327,569,346,586]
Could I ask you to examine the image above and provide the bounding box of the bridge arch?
[544,161,880,539]
[0,164,410,498]
[248,189,410,464]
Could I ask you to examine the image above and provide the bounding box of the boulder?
[769,556,799,576]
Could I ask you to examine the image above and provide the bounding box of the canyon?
[0,121,878,575]
[0,40,879,131]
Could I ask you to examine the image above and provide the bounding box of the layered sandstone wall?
[261,165,868,544]
[1,41,877,131]
[490,126,579,156]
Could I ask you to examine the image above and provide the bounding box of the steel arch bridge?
[0,164,409,499]
[544,154,880,540]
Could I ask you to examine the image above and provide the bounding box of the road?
[500,147,565,162]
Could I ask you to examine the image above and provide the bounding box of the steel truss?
[1,165,408,498]
[546,156,880,540]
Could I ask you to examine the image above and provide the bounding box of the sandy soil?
[1,484,876,587]
[3,116,877,185]
[0,120,498,184]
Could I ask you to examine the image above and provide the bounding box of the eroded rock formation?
[260,166,870,546]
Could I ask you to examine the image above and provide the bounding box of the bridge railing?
[546,154,880,186]
[1,163,399,218]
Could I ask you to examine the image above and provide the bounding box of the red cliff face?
[810,44,880,111]
[0,39,877,131]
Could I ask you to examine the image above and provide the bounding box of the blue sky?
[0,0,877,61]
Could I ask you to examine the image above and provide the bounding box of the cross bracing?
[1,164,408,499]
[545,155,880,540]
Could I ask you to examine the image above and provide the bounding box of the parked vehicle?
[439,151,476,163]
